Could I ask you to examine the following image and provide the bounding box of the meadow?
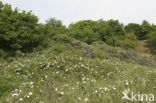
[0,1,156,102]
[0,38,156,103]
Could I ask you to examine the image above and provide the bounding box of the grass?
[0,35,156,103]
[0,51,156,103]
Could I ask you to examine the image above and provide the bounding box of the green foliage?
[0,50,155,102]
[1,1,156,58]
[68,20,100,44]
[96,20,110,41]
[125,23,142,39]
[0,49,8,58]
[52,34,72,43]
[0,1,48,57]
[96,19,124,46]
[0,2,156,102]
[0,76,17,98]
[121,33,138,49]
[140,20,152,40]
[95,49,106,59]
[68,19,125,46]
[52,43,67,54]
[106,19,124,36]
[104,35,121,46]
[125,21,154,40]
[146,32,156,55]
[46,18,67,37]
[151,25,156,32]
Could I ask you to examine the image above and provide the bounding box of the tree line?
[0,1,156,57]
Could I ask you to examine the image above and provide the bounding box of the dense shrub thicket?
[0,1,49,57]
[67,20,100,44]
[45,18,67,37]
[0,1,156,57]
[67,19,137,48]
[125,20,153,40]
[67,19,156,50]
[146,32,156,56]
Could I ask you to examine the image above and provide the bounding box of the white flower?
[82,77,85,81]
[104,87,109,91]
[45,75,48,79]
[27,95,30,98]
[19,90,22,93]
[85,97,88,102]
[65,69,68,72]
[12,93,18,97]
[60,92,64,95]
[15,89,18,92]
[19,98,23,101]
[95,90,98,93]
[30,82,34,85]
[112,86,116,90]
[65,84,68,87]
[55,88,58,92]
[31,85,34,88]
[81,64,84,67]
[79,57,82,60]
[28,92,33,96]
[125,80,129,85]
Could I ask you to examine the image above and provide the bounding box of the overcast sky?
[1,0,156,26]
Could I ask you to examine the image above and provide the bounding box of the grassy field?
[0,36,156,103]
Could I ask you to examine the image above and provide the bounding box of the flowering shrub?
[0,53,155,102]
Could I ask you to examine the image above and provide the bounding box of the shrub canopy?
[0,1,48,56]
[146,32,156,56]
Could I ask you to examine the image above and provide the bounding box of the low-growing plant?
[52,44,67,54]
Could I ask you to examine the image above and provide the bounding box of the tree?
[45,18,67,37]
[46,18,63,28]
[121,32,138,49]
[107,19,124,36]
[124,23,142,39]
[97,19,125,46]
[96,19,112,41]
[0,1,48,56]
[140,20,152,40]
[68,20,99,44]
[151,24,156,32]
[146,32,156,56]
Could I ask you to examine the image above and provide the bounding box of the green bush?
[0,77,17,98]
[121,33,138,49]
[52,34,72,43]
[46,18,67,37]
[95,50,106,59]
[125,21,153,40]
[105,36,122,47]
[68,19,125,46]
[0,49,8,58]
[0,1,48,56]
[146,32,156,56]
[52,44,67,54]
[67,20,99,44]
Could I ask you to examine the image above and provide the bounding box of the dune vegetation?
[0,1,156,103]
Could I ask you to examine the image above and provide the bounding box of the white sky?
[1,0,156,26]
